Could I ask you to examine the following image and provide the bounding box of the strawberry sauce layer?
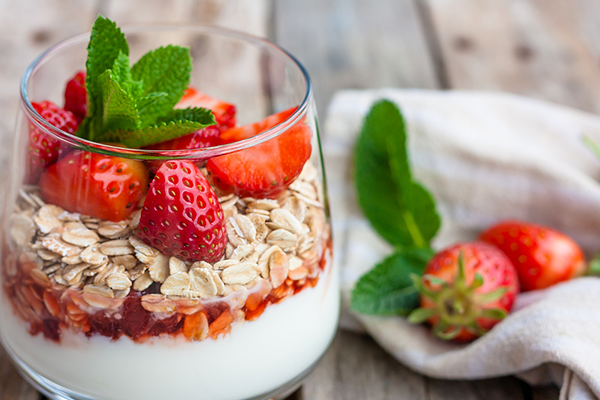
[2,238,331,343]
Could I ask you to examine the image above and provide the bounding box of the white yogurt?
[0,261,339,400]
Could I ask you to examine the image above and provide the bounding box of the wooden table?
[2,0,600,398]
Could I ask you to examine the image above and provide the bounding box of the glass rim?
[20,23,313,160]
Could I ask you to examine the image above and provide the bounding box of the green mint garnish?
[351,100,441,316]
[95,69,140,134]
[84,16,129,126]
[77,15,214,147]
[351,248,434,316]
[354,100,440,249]
[99,108,214,148]
[131,45,192,124]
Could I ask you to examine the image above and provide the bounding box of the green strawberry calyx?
[407,252,508,340]
[76,15,215,148]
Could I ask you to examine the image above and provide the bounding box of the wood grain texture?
[274,0,440,117]
[0,0,98,156]
[0,346,39,400]
[0,1,99,399]
[426,0,600,113]
[427,377,525,400]
[300,330,427,400]
[531,385,561,400]
[101,0,271,36]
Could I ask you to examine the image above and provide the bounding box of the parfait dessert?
[0,17,338,400]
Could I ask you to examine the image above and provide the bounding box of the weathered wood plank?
[0,0,98,151]
[426,0,600,113]
[274,0,440,117]
[427,377,526,400]
[531,384,561,400]
[101,0,270,36]
[0,1,99,398]
[0,345,39,400]
[299,330,427,400]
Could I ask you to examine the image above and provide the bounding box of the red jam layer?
[2,239,330,343]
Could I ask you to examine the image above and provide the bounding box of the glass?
[0,25,338,400]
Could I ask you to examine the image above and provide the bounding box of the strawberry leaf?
[354,100,440,249]
[351,248,433,315]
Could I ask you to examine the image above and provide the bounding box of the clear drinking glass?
[0,25,338,400]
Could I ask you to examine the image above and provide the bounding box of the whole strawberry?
[26,101,77,184]
[479,220,586,291]
[408,242,519,342]
[137,160,226,262]
[64,71,87,123]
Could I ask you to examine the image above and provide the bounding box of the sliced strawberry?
[137,160,226,262]
[219,107,296,144]
[26,101,78,184]
[206,108,312,199]
[64,71,87,124]
[176,87,236,131]
[39,151,148,222]
[144,125,221,152]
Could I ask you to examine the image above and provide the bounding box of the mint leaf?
[588,254,600,276]
[158,107,214,125]
[351,248,433,315]
[85,16,129,120]
[354,100,440,249]
[100,119,212,148]
[110,51,144,98]
[131,45,192,123]
[91,70,139,140]
[77,16,212,148]
[137,92,169,126]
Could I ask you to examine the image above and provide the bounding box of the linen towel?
[323,89,600,400]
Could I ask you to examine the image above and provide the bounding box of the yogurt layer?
[0,258,339,400]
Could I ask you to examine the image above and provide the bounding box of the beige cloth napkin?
[323,89,600,400]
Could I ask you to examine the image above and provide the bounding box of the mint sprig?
[351,100,441,316]
[354,100,440,249]
[99,108,214,148]
[84,15,129,121]
[77,16,214,147]
[351,248,434,315]
[131,45,192,123]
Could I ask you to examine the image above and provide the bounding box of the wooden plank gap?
[424,377,432,400]
[520,378,534,400]
[284,387,304,400]
[415,0,451,89]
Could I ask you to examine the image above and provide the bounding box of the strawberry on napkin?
[324,89,600,400]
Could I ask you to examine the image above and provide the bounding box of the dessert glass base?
[1,24,339,400]
[4,318,333,400]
